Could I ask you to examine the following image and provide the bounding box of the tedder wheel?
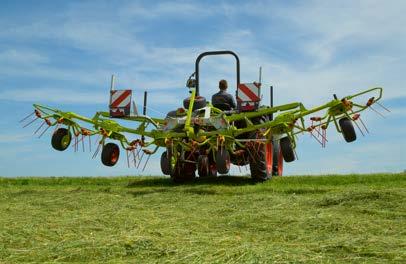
[101,143,120,167]
[339,117,356,142]
[198,155,209,177]
[160,151,172,175]
[280,137,295,162]
[170,162,196,183]
[249,141,272,181]
[215,148,231,174]
[170,151,196,183]
[272,140,283,176]
[51,128,71,151]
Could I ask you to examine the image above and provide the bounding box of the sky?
[0,0,405,177]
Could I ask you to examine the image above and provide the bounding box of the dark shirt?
[211,90,236,110]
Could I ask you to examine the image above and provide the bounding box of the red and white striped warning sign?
[110,90,132,108]
[237,83,260,102]
[237,83,261,111]
[110,89,132,117]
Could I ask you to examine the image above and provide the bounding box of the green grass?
[0,173,405,263]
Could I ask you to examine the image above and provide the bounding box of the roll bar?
[195,50,240,96]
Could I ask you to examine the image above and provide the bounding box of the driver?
[211,79,236,110]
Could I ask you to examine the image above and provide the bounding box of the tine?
[369,106,386,118]
[135,147,141,160]
[38,125,51,138]
[132,150,137,167]
[294,148,299,160]
[53,124,60,133]
[142,154,152,172]
[74,136,77,152]
[82,135,85,152]
[34,121,46,135]
[20,112,34,123]
[126,150,130,168]
[23,117,39,128]
[73,135,84,148]
[376,101,391,112]
[89,136,92,152]
[92,143,101,159]
[137,151,145,169]
[94,135,100,146]
[310,131,323,146]
[353,120,365,137]
[359,117,369,134]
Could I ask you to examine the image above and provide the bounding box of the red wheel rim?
[265,142,273,175]
[111,149,119,163]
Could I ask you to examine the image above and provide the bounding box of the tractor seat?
[212,102,231,111]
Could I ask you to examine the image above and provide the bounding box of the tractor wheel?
[51,128,71,151]
[101,143,120,167]
[198,155,210,177]
[160,151,171,175]
[339,117,356,142]
[215,148,231,174]
[280,137,295,162]
[183,96,207,110]
[249,141,272,181]
[272,140,283,176]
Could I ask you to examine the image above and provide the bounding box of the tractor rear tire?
[215,148,231,174]
[51,128,71,151]
[339,117,356,142]
[272,140,283,176]
[101,143,120,167]
[249,142,272,182]
[280,137,295,162]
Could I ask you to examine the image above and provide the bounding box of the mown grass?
[0,173,405,263]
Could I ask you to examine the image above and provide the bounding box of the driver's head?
[219,79,228,91]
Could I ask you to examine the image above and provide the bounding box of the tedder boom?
[22,51,388,182]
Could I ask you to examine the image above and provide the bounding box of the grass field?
[0,173,405,263]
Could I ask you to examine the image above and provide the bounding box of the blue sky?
[0,0,405,177]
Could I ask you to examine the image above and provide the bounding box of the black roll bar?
[195,50,240,96]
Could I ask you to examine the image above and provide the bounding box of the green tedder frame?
[23,50,388,182]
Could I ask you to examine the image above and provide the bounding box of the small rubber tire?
[160,151,171,175]
[280,137,295,162]
[183,96,207,110]
[272,140,283,176]
[170,152,196,183]
[198,155,210,177]
[51,128,71,151]
[215,148,231,174]
[101,143,120,167]
[339,117,356,142]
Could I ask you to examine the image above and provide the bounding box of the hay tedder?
[22,51,388,182]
